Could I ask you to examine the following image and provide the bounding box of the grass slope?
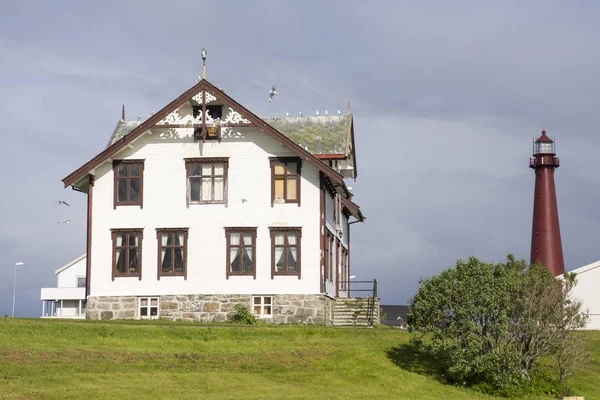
[0,319,597,399]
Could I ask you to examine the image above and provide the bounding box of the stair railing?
[368,279,378,326]
[337,279,378,326]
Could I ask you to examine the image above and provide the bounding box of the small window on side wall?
[270,157,301,206]
[113,160,144,209]
[77,277,86,288]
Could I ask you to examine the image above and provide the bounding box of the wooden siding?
[89,126,323,297]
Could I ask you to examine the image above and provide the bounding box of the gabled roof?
[264,115,352,156]
[107,119,142,148]
[55,254,87,274]
[62,79,345,188]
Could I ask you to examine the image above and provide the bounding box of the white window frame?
[139,297,160,319]
[252,296,273,318]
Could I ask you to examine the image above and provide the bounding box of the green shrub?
[408,254,588,396]
[228,304,256,324]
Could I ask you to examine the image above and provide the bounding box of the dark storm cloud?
[1,0,599,315]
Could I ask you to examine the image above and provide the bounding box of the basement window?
[140,297,159,319]
[253,296,272,318]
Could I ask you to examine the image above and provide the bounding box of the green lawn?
[0,318,597,399]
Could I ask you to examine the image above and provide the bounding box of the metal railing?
[337,279,378,326]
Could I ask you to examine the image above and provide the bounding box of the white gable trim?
[565,259,600,276]
[55,254,87,275]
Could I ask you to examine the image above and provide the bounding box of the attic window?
[192,105,223,141]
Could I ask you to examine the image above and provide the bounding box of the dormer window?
[269,157,302,206]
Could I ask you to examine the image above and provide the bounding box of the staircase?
[332,297,380,326]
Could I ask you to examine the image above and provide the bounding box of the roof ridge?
[63,79,345,188]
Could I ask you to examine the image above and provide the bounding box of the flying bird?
[286,112,290,117]
[299,111,303,117]
[325,110,328,116]
[337,110,342,115]
[57,220,71,224]
[268,85,278,102]
[316,110,319,116]
[55,200,70,206]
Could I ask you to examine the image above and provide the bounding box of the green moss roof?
[107,115,352,156]
[263,115,352,155]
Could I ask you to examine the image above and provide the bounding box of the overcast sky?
[2,0,600,318]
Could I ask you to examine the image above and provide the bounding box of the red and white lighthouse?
[529,130,565,276]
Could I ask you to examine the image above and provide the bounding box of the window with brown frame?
[340,247,349,290]
[156,228,188,280]
[328,232,334,282]
[113,160,144,208]
[111,228,143,280]
[270,157,301,206]
[324,230,333,282]
[225,227,257,279]
[270,227,302,279]
[185,158,229,206]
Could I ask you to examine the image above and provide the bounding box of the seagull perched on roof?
[57,220,71,224]
[268,85,278,102]
[55,200,70,207]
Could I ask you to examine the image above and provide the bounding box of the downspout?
[86,175,94,301]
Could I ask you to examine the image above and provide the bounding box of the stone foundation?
[86,294,334,325]
[86,296,138,320]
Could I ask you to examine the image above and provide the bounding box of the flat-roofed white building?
[40,254,87,318]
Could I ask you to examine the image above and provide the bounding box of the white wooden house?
[60,77,367,324]
[40,254,87,318]
[562,260,600,330]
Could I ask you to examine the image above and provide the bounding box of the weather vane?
[201,47,207,80]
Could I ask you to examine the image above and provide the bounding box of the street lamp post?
[12,262,24,318]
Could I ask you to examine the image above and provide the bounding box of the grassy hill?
[0,318,597,399]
